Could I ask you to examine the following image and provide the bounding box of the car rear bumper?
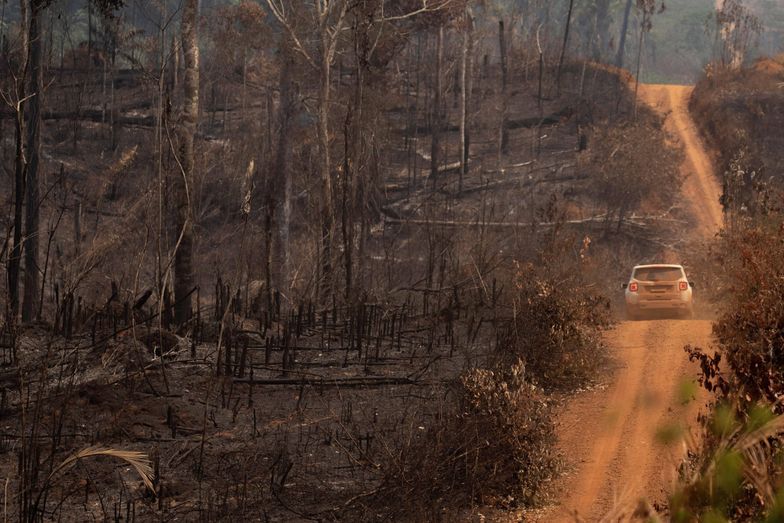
[629,300,691,311]
[627,299,692,311]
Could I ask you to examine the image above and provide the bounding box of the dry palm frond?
[681,410,784,512]
[598,495,663,523]
[744,444,775,506]
[701,413,784,478]
[44,446,154,494]
[730,413,784,507]
[733,414,784,454]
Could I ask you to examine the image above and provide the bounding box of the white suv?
[623,264,694,320]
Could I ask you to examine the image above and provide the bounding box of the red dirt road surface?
[542,85,723,522]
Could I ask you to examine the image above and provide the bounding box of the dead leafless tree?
[173,0,199,325]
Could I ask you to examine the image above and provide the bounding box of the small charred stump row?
[0,326,16,366]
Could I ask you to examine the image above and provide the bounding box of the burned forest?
[1,0,784,521]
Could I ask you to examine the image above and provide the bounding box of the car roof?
[633,264,684,269]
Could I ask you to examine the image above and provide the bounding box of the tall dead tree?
[498,20,509,157]
[272,45,295,297]
[0,2,6,46]
[174,0,199,325]
[633,0,660,117]
[7,0,29,320]
[459,7,474,191]
[266,0,449,298]
[592,0,612,61]
[342,11,369,302]
[714,0,763,69]
[616,0,634,68]
[265,0,349,302]
[316,7,344,300]
[22,0,46,322]
[430,24,443,190]
[555,0,575,96]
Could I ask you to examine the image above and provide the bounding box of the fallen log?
[455,172,581,196]
[401,106,572,135]
[233,375,417,387]
[382,215,657,232]
[0,107,155,126]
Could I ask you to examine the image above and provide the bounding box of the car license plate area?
[643,284,675,294]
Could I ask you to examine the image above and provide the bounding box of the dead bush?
[680,204,784,520]
[690,57,784,190]
[586,118,682,232]
[374,362,558,519]
[700,209,784,407]
[496,265,611,392]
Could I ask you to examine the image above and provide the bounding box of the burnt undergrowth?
[0,36,684,522]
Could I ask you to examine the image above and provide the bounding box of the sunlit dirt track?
[541,85,723,522]
[639,84,723,236]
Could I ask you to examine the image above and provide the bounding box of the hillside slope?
[690,55,784,188]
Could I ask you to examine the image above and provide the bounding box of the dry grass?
[44,446,155,494]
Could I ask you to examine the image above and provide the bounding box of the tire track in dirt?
[539,85,722,522]
[545,321,711,522]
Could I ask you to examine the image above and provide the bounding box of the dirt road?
[638,84,723,236]
[542,85,723,522]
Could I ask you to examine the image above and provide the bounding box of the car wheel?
[681,307,694,320]
[626,308,640,321]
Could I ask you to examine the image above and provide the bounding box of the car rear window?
[633,267,684,281]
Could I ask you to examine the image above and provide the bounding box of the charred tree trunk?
[73,200,81,256]
[318,30,334,302]
[22,0,44,322]
[430,26,443,190]
[171,32,179,93]
[263,190,274,312]
[459,9,474,191]
[555,0,575,96]
[411,34,422,191]
[9,113,25,319]
[0,2,6,47]
[272,47,294,295]
[344,46,362,302]
[593,0,612,61]
[174,0,199,325]
[633,10,648,119]
[616,0,634,68]
[341,110,353,303]
[537,24,544,111]
[498,20,509,157]
[8,2,28,320]
[110,42,117,149]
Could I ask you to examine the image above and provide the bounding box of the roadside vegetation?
[663,48,784,522]
[679,211,784,521]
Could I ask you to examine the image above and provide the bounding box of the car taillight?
[679,281,688,291]
[629,282,638,292]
